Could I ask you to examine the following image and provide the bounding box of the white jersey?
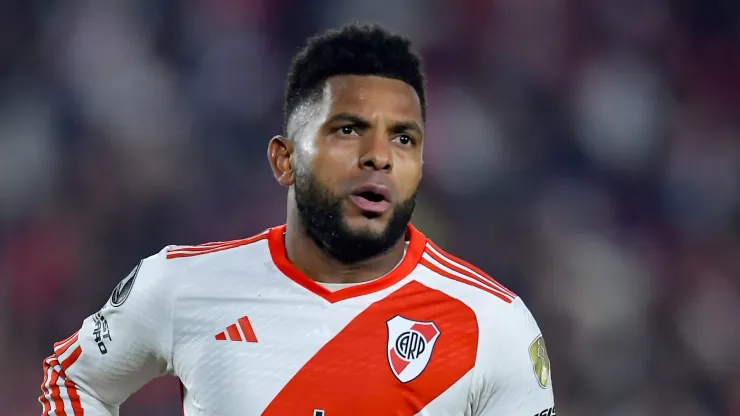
[39,224,556,416]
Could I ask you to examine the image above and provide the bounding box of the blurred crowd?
[1,0,739,414]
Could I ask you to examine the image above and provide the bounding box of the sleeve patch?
[529,334,551,389]
[110,261,141,307]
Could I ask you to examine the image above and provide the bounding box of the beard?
[294,171,417,265]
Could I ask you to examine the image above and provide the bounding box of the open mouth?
[356,191,386,203]
[349,185,392,214]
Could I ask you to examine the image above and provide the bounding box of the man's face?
[291,75,424,263]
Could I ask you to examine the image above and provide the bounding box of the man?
[39,23,556,415]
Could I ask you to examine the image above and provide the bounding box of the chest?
[171,281,479,415]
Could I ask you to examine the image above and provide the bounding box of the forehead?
[323,75,423,123]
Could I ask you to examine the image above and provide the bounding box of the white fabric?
[39,227,555,416]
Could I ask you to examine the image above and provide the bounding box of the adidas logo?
[215,316,258,343]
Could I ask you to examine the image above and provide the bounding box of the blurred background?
[1,0,739,414]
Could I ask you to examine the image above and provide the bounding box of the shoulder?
[415,238,517,307]
[162,228,273,273]
[164,228,271,261]
[109,246,174,310]
[409,237,554,406]
[414,237,543,351]
[124,228,272,301]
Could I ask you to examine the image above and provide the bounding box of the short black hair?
[283,23,426,135]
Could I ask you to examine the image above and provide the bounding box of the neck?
[284,214,406,284]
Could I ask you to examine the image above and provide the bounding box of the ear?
[267,135,295,187]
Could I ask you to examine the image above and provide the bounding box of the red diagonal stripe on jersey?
[226,324,242,341]
[238,316,258,343]
[261,280,478,415]
[215,332,226,340]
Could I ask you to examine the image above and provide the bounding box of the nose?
[358,131,392,172]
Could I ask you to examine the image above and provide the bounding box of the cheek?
[313,146,357,176]
[308,154,346,191]
[394,160,422,194]
[325,142,360,166]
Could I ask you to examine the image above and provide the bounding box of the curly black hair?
[283,23,426,135]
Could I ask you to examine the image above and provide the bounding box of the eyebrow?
[326,113,371,129]
[326,112,423,135]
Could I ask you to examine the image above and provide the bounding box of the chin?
[343,215,389,236]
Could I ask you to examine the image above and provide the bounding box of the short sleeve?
[472,297,556,416]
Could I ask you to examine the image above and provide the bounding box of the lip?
[349,195,391,213]
[351,183,392,202]
[349,183,393,214]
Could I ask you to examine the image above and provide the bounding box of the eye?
[339,125,358,136]
[394,134,414,146]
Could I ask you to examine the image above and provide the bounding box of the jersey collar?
[267,224,426,303]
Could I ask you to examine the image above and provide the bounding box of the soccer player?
[39,23,556,415]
